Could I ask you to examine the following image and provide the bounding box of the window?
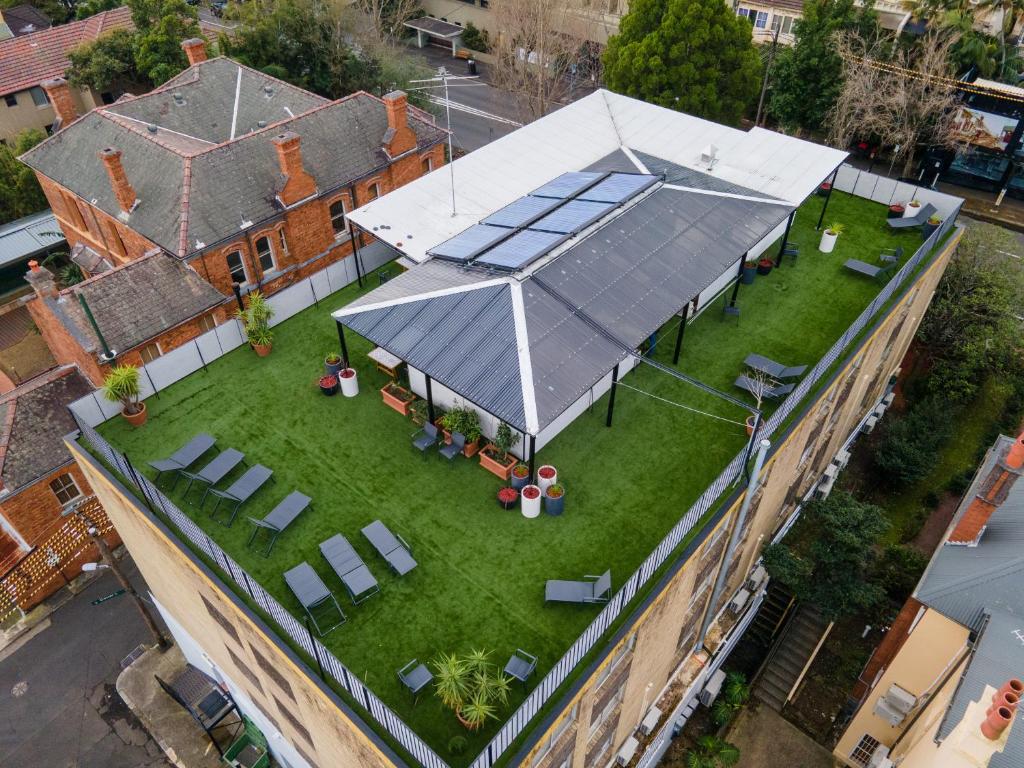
[771,14,795,34]
[596,633,635,689]
[29,86,48,107]
[49,473,81,505]
[226,250,247,284]
[366,182,381,201]
[754,10,768,28]
[254,235,275,272]
[329,198,348,236]
[139,342,161,364]
[4,94,16,107]
[198,314,218,333]
[849,734,881,767]
[530,704,577,768]
[589,681,625,737]
[277,229,289,258]
[421,155,434,175]
[106,221,126,258]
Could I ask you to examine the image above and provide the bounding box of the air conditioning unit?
[863,415,879,434]
[639,705,663,736]
[746,564,767,590]
[868,745,892,768]
[823,463,839,480]
[834,448,851,469]
[699,669,727,706]
[616,735,639,766]
[728,588,750,614]
[873,403,887,419]
[882,392,895,408]
[872,684,917,726]
[816,475,835,499]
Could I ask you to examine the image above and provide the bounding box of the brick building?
[19,39,447,386]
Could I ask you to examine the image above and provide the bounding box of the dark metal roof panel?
[632,150,781,200]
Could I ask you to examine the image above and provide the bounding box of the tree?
[710,672,750,727]
[74,0,121,19]
[603,0,761,125]
[762,491,889,621]
[351,0,420,48]
[0,129,49,226]
[67,28,146,94]
[768,0,879,132]
[130,0,200,85]
[684,735,740,768]
[1,0,72,25]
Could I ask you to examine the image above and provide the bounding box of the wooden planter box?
[479,446,517,480]
[380,385,415,416]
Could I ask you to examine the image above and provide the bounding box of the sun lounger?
[320,533,379,604]
[283,562,346,636]
[180,448,245,503]
[361,520,417,576]
[545,570,611,604]
[247,491,311,556]
[734,374,795,400]
[744,353,807,380]
[887,203,936,229]
[148,434,216,486]
[207,465,273,525]
[843,259,896,280]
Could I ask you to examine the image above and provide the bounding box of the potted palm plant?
[819,222,844,253]
[103,365,146,426]
[432,650,512,731]
[510,463,530,490]
[324,352,343,376]
[479,422,517,479]
[544,484,565,516]
[904,199,922,218]
[922,214,942,239]
[237,291,274,356]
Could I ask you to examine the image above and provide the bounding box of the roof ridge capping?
[946,431,1024,546]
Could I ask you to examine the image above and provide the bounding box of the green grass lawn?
[97,191,925,763]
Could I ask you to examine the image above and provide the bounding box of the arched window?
[329,199,347,235]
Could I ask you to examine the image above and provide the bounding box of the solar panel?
[578,173,658,204]
[429,224,510,262]
[476,230,566,271]
[481,196,562,228]
[528,199,616,235]
[530,172,604,199]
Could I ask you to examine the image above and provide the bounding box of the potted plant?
[431,650,511,731]
[537,465,557,493]
[819,222,844,253]
[103,365,146,426]
[339,366,358,397]
[544,484,565,516]
[236,290,274,356]
[741,367,773,435]
[510,463,530,490]
[479,422,518,479]
[756,256,773,276]
[325,352,343,376]
[818,180,831,197]
[904,199,922,218]
[497,486,519,510]
[440,407,482,457]
[922,214,942,239]
[380,381,416,415]
[319,373,339,396]
[409,399,429,426]
[887,203,905,219]
[521,484,541,518]
[741,259,757,285]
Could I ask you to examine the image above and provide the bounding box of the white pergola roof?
[347,89,847,263]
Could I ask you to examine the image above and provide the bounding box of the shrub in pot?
[237,291,274,356]
[510,463,530,490]
[479,421,517,479]
[440,407,482,457]
[497,486,519,510]
[521,484,541,518]
[431,650,511,731]
[324,352,343,375]
[338,366,358,397]
[538,465,557,493]
[922,215,942,239]
[904,199,922,218]
[409,399,429,426]
[103,365,146,426]
[380,381,415,414]
[544,483,565,516]
[319,373,339,396]
[818,181,831,197]
[756,257,773,276]
[741,260,757,284]
[887,203,905,219]
[819,222,844,253]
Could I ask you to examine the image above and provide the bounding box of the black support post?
[425,374,436,424]
[231,281,245,313]
[336,320,349,367]
[774,210,795,267]
[606,363,620,427]
[528,435,536,482]
[729,254,746,308]
[816,168,839,231]
[672,303,690,365]
[348,228,363,288]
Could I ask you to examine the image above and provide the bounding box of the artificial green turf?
[98,191,925,762]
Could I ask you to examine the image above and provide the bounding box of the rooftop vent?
[257,120,266,128]
[146,124,157,134]
[172,92,184,106]
[263,85,274,98]
[701,144,718,170]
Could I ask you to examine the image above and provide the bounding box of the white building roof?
[347,89,847,263]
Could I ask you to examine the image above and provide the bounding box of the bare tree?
[827,30,961,177]
[351,0,421,49]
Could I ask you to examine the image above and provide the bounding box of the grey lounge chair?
[283,562,346,636]
[319,533,379,605]
[362,520,417,576]
[180,448,245,503]
[207,465,274,524]
[148,433,216,486]
[880,245,904,264]
[412,423,439,453]
[247,491,311,556]
[397,659,432,704]
[744,353,807,380]
[545,570,611,604]
[887,202,936,229]
[504,649,538,686]
[843,259,896,280]
[734,374,795,400]
[439,431,465,461]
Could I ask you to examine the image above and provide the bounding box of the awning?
[403,17,464,39]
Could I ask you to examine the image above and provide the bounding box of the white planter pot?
[904,203,921,219]
[819,230,838,253]
[537,465,557,493]
[521,485,541,519]
[339,369,359,397]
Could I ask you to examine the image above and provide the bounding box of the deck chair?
[180,448,245,503]
[283,562,346,636]
[247,491,311,556]
[744,353,807,380]
[439,431,465,462]
[545,570,612,604]
[207,465,273,525]
[879,245,904,264]
[398,659,432,704]
[887,203,936,229]
[412,423,439,454]
[362,520,417,576]
[320,533,379,605]
[843,259,897,281]
[148,433,216,486]
[734,375,794,401]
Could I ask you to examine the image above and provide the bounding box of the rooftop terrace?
[95,190,932,764]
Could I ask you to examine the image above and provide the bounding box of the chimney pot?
[28,260,39,272]
[989,691,1019,716]
[98,147,137,215]
[382,90,417,157]
[25,260,58,299]
[1007,434,1024,470]
[271,131,316,206]
[181,38,207,66]
[981,705,1013,740]
[41,77,77,129]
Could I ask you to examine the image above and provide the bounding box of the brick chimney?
[382,91,417,157]
[25,260,58,299]
[181,38,207,66]
[98,147,137,215]
[272,131,317,206]
[41,77,77,129]
[948,431,1024,545]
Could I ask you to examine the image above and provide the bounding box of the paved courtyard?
[728,703,837,768]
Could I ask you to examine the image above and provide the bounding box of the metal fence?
[72,418,449,768]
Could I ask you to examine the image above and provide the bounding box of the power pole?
[755,27,780,128]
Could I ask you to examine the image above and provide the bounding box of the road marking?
[426,96,522,127]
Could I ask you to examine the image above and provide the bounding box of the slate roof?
[0,209,65,268]
[0,367,92,493]
[0,8,131,97]
[0,4,51,38]
[21,57,447,256]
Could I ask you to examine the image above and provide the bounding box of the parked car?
[210,0,227,15]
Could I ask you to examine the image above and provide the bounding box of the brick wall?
[25,295,106,385]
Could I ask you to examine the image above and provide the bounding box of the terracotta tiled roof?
[0,7,132,97]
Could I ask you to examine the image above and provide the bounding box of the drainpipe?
[78,293,115,362]
[699,437,771,648]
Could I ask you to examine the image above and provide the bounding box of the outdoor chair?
[247,491,311,556]
[283,562,346,636]
[721,301,740,322]
[887,203,936,229]
[744,353,807,381]
[362,520,418,576]
[207,465,274,525]
[397,659,433,704]
[734,374,795,400]
[545,570,612,605]
[782,242,799,264]
[879,245,904,264]
[412,423,439,454]
[148,433,216,487]
[504,649,538,687]
[439,431,466,462]
[155,663,241,748]
[319,533,379,605]
[843,259,896,281]
[180,448,245,503]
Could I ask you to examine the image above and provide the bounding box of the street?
[0,559,171,768]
